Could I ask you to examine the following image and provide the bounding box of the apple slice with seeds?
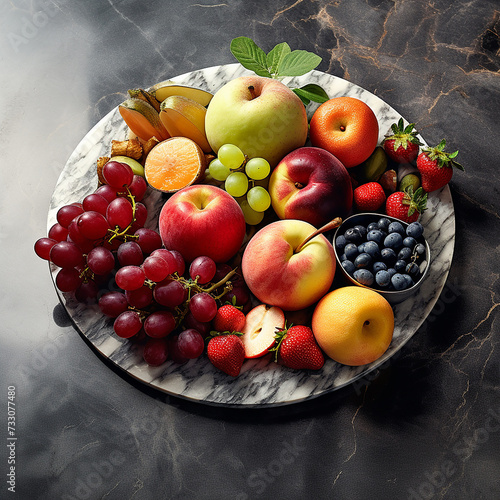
[241,304,285,358]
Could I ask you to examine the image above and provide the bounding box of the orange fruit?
[309,97,379,168]
[144,137,206,193]
[311,286,394,366]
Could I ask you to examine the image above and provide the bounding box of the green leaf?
[230,36,271,77]
[277,50,322,77]
[293,89,311,106]
[292,84,329,104]
[266,42,291,76]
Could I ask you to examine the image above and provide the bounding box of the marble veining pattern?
[48,64,455,407]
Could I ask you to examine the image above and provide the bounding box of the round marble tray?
[48,64,455,407]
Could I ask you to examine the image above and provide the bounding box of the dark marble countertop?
[1,1,499,499]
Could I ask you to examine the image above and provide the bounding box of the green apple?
[205,76,308,167]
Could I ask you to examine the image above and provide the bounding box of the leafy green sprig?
[230,36,329,106]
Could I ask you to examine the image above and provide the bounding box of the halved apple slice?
[159,96,211,153]
[150,80,213,107]
[241,304,285,358]
[119,98,169,142]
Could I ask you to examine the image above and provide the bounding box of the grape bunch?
[34,160,252,367]
[208,144,272,225]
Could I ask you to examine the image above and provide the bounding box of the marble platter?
[48,63,455,407]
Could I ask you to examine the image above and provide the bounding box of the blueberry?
[406,221,424,239]
[339,253,347,262]
[353,269,374,286]
[377,217,391,231]
[367,229,384,245]
[375,270,391,287]
[354,252,372,269]
[388,221,406,236]
[384,232,403,250]
[354,225,367,239]
[394,259,407,272]
[363,241,381,258]
[372,261,387,273]
[367,222,379,232]
[335,234,348,252]
[406,261,420,278]
[387,267,397,279]
[403,236,417,248]
[381,247,397,265]
[344,227,363,244]
[391,273,408,290]
[344,243,359,260]
[358,242,366,253]
[341,260,356,276]
[415,243,426,255]
[398,247,413,261]
[403,274,415,288]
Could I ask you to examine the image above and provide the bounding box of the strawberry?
[207,333,245,377]
[385,186,427,223]
[213,304,245,333]
[416,139,464,192]
[270,325,324,370]
[383,118,423,164]
[353,182,386,212]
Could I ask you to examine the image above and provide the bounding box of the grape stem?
[295,217,342,253]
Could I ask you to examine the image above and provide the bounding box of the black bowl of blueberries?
[333,213,431,304]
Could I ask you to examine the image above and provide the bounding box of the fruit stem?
[295,217,342,253]
[204,268,238,293]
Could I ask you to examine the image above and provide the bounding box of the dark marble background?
[1,0,499,499]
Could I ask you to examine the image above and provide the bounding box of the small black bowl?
[333,213,431,304]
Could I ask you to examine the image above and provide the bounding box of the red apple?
[158,185,246,263]
[241,304,285,358]
[241,219,336,311]
[268,147,353,228]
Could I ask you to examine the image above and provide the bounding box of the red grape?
[75,280,99,303]
[114,310,142,338]
[102,161,134,189]
[127,175,147,201]
[87,246,115,275]
[189,292,217,322]
[77,211,110,240]
[213,263,232,283]
[125,285,153,308]
[134,228,162,254]
[142,255,170,282]
[184,312,211,337]
[82,193,109,215]
[150,249,177,274]
[95,184,117,203]
[153,280,187,307]
[143,338,169,366]
[117,241,144,267]
[56,203,84,228]
[115,265,145,291]
[143,311,176,338]
[189,256,216,284]
[169,250,186,275]
[167,335,189,364]
[67,218,94,253]
[34,237,57,260]
[177,329,205,359]
[107,197,134,230]
[48,223,68,242]
[55,267,83,292]
[50,241,85,269]
[99,292,128,317]
[134,202,148,228]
